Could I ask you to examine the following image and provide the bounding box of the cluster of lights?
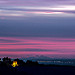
[11,61,19,67]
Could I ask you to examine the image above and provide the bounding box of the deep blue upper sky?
[0,17,75,38]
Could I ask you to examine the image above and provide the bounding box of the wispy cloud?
[0,37,75,54]
[0,0,75,6]
[0,0,75,18]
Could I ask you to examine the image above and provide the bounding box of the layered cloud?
[0,0,75,18]
[0,37,75,58]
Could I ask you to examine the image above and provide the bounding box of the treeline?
[0,57,39,67]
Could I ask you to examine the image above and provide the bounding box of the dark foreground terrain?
[0,57,75,75]
[0,65,75,75]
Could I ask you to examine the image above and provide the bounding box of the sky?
[0,0,75,58]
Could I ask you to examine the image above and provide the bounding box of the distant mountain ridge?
[21,55,52,61]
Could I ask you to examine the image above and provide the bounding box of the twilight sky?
[0,0,75,58]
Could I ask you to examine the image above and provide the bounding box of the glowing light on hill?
[12,61,18,67]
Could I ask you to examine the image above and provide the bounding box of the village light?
[11,61,19,67]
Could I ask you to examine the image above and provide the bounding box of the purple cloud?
[0,0,75,6]
[0,0,75,18]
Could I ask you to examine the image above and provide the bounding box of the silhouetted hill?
[0,57,75,75]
